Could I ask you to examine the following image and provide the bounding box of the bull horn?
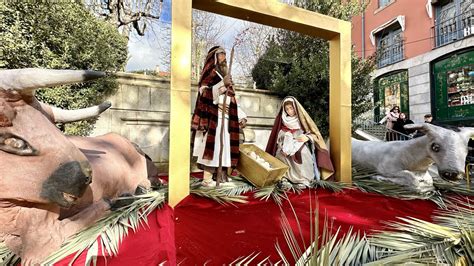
[45,101,112,123]
[0,68,105,92]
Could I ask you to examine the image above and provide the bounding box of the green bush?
[0,1,128,135]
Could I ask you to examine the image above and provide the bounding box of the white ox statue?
[352,123,473,192]
[0,69,157,264]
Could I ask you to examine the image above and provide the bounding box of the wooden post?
[169,0,192,207]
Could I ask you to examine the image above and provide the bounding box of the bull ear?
[404,123,429,132]
[404,123,438,136]
[0,114,13,127]
[0,68,106,93]
[459,127,474,141]
[0,100,15,127]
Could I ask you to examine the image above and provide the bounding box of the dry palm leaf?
[190,177,253,205]
[42,190,166,265]
[0,242,20,266]
[311,179,350,192]
[352,162,474,206]
[277,191,473,265]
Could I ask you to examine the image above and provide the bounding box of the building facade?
[352,0,473,124]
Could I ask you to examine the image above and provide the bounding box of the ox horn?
[0,68,105,92]
[41,101,112,123]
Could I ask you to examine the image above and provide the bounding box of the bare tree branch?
[191,10,229,80]
[85,0,163,39]
[233,22,276,83]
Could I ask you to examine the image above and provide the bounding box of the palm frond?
[311,179,350,192]
[351,163,448,205]
[352,162,474,208]
[363,249,428,265]
[276,189,474,265]
[364,197,473,264]
[276,191,387,266]
[279,207,388,265]
[42,190,166,265]
[368,202,474,265]
[279,201,305,262]
[0,242,20,266]
[353,178,448,208]
[190,188,249,205]
[352,163,378,179]
[253,179,307,205]
[229,252,274,265]
[433,178,474,197]
[189,178,253,205]
[433,197,474,229]
[254,186,289,205]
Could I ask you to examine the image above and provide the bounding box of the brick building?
[352,0,473,124]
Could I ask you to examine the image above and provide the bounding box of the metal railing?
[376,40,405,68]
[432,9,473,48]
[354,117,413,141]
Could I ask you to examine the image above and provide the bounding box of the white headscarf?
[281,98,301,130]
[213,47,226,65]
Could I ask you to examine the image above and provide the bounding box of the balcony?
[376,40,405,68]
[432,9,473,48]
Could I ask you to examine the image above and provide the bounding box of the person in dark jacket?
[392,112,414,140]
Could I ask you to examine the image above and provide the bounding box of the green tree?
[251,0,374,136]
[0,1,128,135]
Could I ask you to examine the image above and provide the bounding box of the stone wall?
[92,73,282,173]
[373,36,473,123]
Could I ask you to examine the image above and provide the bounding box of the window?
[432,50,474,123]
[446,65,474,107]
[376,25,404,68]
[379,0,391,8]
[434,0,473,47]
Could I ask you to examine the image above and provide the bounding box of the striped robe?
[191,67,240,168]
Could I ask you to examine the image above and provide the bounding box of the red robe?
[191,47,240,167]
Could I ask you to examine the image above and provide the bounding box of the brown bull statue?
[0,68,157,264]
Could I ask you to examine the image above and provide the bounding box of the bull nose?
[40,161,91,207]
[441,171,461,181]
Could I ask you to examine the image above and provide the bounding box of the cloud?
[126,40,157,71]
[125,27,170,72]
[125,0,171,72]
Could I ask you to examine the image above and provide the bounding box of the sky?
[125,0,172,72]
[125,0,247,72]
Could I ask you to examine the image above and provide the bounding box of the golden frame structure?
[169,0,352,207]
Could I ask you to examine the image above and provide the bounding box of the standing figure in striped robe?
[191,46,247,187]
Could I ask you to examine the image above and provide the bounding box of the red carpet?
[174,188,438,265]
[55,205,176,266]
[54,188,441,265]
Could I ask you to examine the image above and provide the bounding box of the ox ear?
[404,123,429,132]
[459,127,474,141]
[404,123,438,136]
[0,113,13,127]
[0,68,106,94]
[0,100,15,127]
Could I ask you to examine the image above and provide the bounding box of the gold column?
[329,23,352,183]
[169,0,192,207]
